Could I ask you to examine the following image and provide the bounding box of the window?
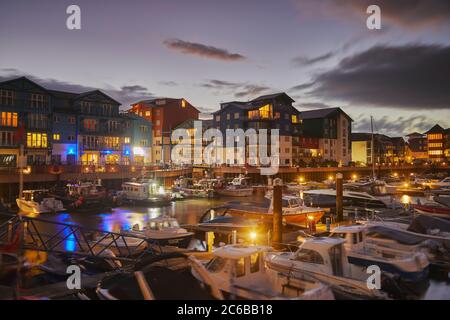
[140,125,148,133]
[274,112,280,119]
[145,111,151,116]
[28,114,47,129]
[215,115,221,122]
[81,101,92,113]
[235,258,245,277]
[429,150,443,155]
[226,113,230,120]
[53,133,60,141]
[83,119,98,131]
[155,120,160,126]
[248,104,272,120]
[294,249,324,264]
[26,133,48,148]
[124,137,130,144]
[284,113,289,120]
[234,112,240,119]
[206,257,226,273]
[0,131,14,146]
[53,115,60,123]
[291,115,298,123]
[1,112,18,127]
[68,117,76,124]
[0,89,14,105]
[140,139,148,147]
[181,99,186,108]
[428,143,443,148]
[428,134,442,140]
[250,253,260,273]
[31,94,46,108]
[107,120,119,132]
[67,135,75,142]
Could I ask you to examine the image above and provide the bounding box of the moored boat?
[16,190,65,215]
[123,216,194,248]
[119,180,172,206]
[227,194,325,226]
[191,244,335,300]
[214,175,254,197]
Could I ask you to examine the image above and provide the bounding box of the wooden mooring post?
[272,184,283,249]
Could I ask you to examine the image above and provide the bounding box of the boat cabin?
[206,245,269,280]
[329,225,367,251]
[67,182,103,197]
[144,217,181,231]
[22,189,50,202]
[122,181,164,200]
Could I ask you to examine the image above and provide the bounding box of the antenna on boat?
[370,116,375,180]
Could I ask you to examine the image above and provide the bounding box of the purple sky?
[1,0,449,136]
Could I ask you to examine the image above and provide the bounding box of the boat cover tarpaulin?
[407,215,450,234]
[367,226,426,245]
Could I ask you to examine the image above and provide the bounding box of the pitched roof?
[251,92,295,103]
[424,124,445,134]
[300,107,353,121]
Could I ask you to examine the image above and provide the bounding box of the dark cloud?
[200,79,271,98]
[0,70,155,108]
[163,39,246,61]
[297,102,332,110]
[290,82,314,91]
[292,52,334,66]
[302,44,450,110]
[353,114,442,136]
[295,0,450,29]
[235,85,271,98]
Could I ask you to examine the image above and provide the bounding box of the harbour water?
[35,196,450,300]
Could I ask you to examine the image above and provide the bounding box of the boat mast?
[19,144,24,199]
[370,116,375,180]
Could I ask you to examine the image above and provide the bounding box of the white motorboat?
[120,180,172,206]
[215,175,254,197]
[192,244,334,300]
[424,177,450,190]
[123,216,194,248]
[329,225,429,282]
[266,237,388,299]
[16,190,65,215]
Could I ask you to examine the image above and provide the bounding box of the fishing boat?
[303,189,388,208]
[16,190,65,215]
[266,237,388,299]
[214,175,254,197]
[226,194,325,225]
[119,180,172,206]
[329,225,429,282]
[172,176,214,198]
[123,216,194,248]
[191,245,334,300]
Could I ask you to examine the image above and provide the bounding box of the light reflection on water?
[39,196,450,299]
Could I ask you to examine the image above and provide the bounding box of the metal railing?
[0,212,153,263]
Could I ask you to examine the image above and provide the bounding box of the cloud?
[199,79,271,98]
[353,114,444,136]
[163,39,246,61]
[292,52,334,66]
[297,102,332,110]
[0,70,155,108]
[295,0,450,29]
[290,82,315,91]
[300,44,450,110]
[159,81,178,86]
[235,85,271,98]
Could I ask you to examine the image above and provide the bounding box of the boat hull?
[413,204,450,218]
[216,188,254,197]
[228,208,325,226]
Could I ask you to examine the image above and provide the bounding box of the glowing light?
[67,148,75,155]
[352,174,357,180]
[403,183,409,188]
[299,177,304,183]
[307,215,314,221]
[328,176,333,181]
[158,186,165,195]
[22,166,32,174]
[133,147,145,156]
[249,232,257,241]
[400,195,411,205]
[393,173,398,177]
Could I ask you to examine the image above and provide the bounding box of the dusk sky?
[1,0,449,136]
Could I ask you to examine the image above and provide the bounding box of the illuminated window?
[428,134,443,140]
[83,119,98,131]
[145,111,151,116]
[53,133,60,141]
[248,104,272,120]
[1,112,18,127]
[428,143,443,148]
[226,113,230,120]
[291,115,298,123]
[181,100,186,108]
[0,90,14,105]
[429,150,443,155]
[234,113,239,119]
[215,115,220,122]
[68,117,76,124]
[124,137,131,144]
[26,133,48,148]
